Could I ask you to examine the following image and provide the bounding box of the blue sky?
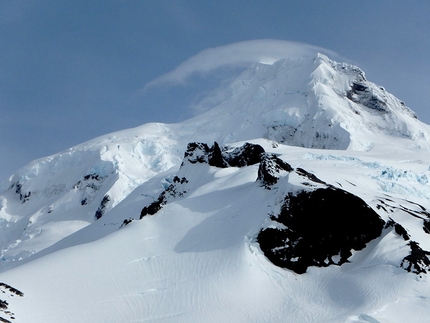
[1,1,429,180]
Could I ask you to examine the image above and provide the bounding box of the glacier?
[0,52,430,322]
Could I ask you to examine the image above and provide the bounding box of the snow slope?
[1,53,430,322]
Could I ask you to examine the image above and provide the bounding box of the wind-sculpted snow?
[140,141,273,218]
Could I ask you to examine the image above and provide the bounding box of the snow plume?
[143,39,339,89]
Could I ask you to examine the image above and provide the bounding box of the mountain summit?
[1,53,430,323]
[182,53,429,150]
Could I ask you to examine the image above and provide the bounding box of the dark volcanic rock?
[182,142,228,168]
[140,176,189,219]
[183,142,211,164]
[347,82,388,113]
[401,241,430,274]
[224,143,265,167]
[295,168,327,185]
[208,142,227,168]
[10,182,31,204]
[95,195,110,220]
[257,187,385,274]
[424,220,430,234]
[141,141,266,220]
[182,141,266,168]
[385,219,410,241]
[257,153,293,188]
[140,195,164,219]
[73,173,108,206]
[0,283,23,323]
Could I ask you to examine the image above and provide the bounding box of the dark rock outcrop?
[72,173,109,207]
[295,168,328,186]
[0,283,23,322]
[385,219,410,241]
[257,187,385,274]
[401,241,430,274]
[9,182,31,204]
[140,142,268,219]
[140,195,165,219]
[347,82,388,113]
[208,142,227,168]
[95,195,111,220]
[376,198,430,237]
[119,218,133,228]
[257,153,293,188]
[224,143,265,167]
[424,220,430,234]
[182,142,228,168]
[140,176,189,219]
[182,141,265,168]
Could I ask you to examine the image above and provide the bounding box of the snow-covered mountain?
[1,53,430,323]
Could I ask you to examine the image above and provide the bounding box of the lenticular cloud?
[143,39,339,89]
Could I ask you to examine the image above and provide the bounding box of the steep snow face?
[183,54,430,151]
[0,123,184,264]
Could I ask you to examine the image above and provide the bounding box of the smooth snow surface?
[1,53,430,322]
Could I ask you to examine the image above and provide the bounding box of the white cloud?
[143,39,340,91]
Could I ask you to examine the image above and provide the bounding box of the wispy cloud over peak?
[143,39,339,91]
